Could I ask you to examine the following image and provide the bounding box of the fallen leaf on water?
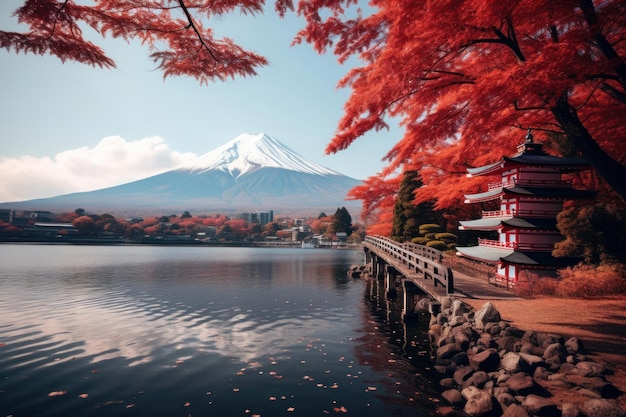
[268,397,277,401]
[366,386,377,391]
[78,393,88,399]
[184,402,191,407]
[330,383,339,389]
[233,388,240,392]
[126,404,135,409]
[287,407,295,412]
[48,391,67,397]
[333,406,348,413]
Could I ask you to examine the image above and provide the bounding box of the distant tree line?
[0,207,365,243]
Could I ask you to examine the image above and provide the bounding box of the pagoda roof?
[467,144,590,177]
[456,245,513,262]
[456,246,578,267]
[464,186,597,203]
[459,217,557,231]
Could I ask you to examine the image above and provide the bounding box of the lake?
[0,244,442,416]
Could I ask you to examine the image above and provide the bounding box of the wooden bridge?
[362,235,519,319]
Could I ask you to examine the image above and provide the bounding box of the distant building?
[0,209,14,223]
[238,210,274,226]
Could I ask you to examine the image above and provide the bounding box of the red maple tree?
[2,0,625,232]
[293,0,626,227]
[0,0,294,83]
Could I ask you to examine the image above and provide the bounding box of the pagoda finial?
[525,128,534,143]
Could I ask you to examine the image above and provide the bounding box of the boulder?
[581,398,626,417]
[462,386,496,417]
[470,349,501,372]
[576,361,606,377]
[474,303,501,329]
[521,394,558,416]
[502,373,535,394]
[561,403,583,417]
[565,337,586,354]
[437,342,462,360]
[501,352,523,373]
[502,403,531,417]
[454,366,475,385]
[465,371,490,389]
[442,388,465,405]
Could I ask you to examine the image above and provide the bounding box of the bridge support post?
[384,265,398,298]
[402,280,419,321]
[446,267,454,295]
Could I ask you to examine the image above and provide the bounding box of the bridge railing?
[364,235,454,294]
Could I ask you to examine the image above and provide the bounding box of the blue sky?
[0,1,401,203]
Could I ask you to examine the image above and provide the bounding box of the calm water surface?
[0,244,441,416]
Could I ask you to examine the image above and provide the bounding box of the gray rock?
[470,349,501,372]
[439,377,456,388]
[451,299,468,317]
[503,373,535,394]
[501,352,522,373]
[561,403,583,417]
[474,302,501,329]
[581,398,626,417]
[454,366,475,385]
[536,333,564,348]
[442,388,465,404]
[565,337,585,354]
[449,315,468,327]
[521,394,558,416]
[451,351,469,366]
[543,342,567,360]
[533,366,550,381]
[437,342,462,360]
[576,361,606,377]
[496,335,520,352]
[519,352,544,368]
[484,322,502,335]
[478,333,495,349]
[496,392,517,409]
[465,371,490,389]
[462,386,495,417]
[502,403,531,417]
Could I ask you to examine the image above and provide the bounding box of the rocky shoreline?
[428,298,626,417]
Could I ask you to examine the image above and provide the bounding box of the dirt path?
[463,295,626,409]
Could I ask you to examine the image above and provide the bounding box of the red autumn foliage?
[293,0,626,228]
[3,1,625,233]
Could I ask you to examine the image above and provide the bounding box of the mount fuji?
[2,133,363,215]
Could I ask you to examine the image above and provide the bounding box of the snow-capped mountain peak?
[179,133,341,177]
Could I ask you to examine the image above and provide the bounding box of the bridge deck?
[363,241,520,302]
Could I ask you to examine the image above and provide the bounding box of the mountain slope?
[2,133,362,214]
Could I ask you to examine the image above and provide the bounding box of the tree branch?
[177,0,217,62]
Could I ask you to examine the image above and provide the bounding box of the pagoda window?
[508,265,516,280]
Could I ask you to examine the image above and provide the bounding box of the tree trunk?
[551,93,626,202]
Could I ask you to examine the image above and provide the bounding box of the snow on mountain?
[179,133,341,177]
[0,133,362,215]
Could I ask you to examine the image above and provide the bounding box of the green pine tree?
[391,171,439,242]
[333,207,353,235]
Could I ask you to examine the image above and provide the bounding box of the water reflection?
[0,244,441,416]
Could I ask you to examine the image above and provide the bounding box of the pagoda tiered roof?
[459,217,557,231]
[456,245,578,267]
[466,136,591,178]
[464,185,597,203]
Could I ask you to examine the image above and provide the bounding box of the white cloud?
[0,136,196,202]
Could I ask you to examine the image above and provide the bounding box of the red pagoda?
[456,130,596,286]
